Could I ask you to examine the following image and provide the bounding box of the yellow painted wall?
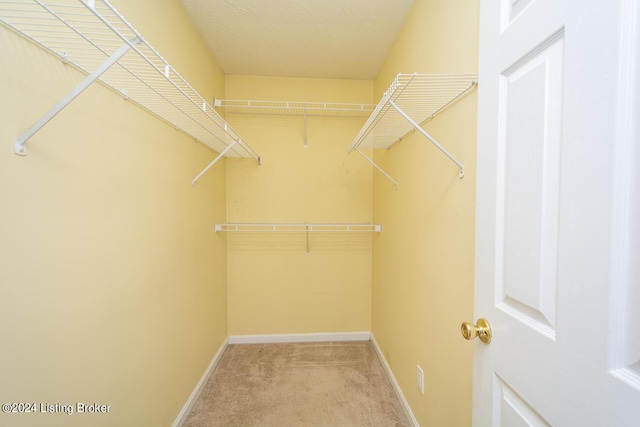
[371,1,479,426]
[225,75,374,335]
[0,1,227,426]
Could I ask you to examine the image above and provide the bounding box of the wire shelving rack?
[347,73,477,187]
[214,99,376,118]
[214,98,376,148]
[0,0,261,185]
[215,222,381,254]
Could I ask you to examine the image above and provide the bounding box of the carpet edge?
[172,337,229,427]
[370,333,420,427]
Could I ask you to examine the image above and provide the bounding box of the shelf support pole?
[14,39,139,156]
[356,149,398,190]
[303,107,308,148]
[192,140,238,187]
[388,99,465,178]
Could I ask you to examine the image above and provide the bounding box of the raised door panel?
[493,375,551,427]
[495,33,564,340]
[503,0,536,28]
[610,30,640,387]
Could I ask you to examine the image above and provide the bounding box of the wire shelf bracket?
[215,222,382,255]
[0,0,261,181]
[214,98,376,149]
[14,37,138,155]
[355,149,398,190]
[347,73,477,186]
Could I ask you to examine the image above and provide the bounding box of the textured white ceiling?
[180,0,415,80]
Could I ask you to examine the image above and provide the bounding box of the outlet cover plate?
[417,365,424,394]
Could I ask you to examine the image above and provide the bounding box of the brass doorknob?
[461,318,492,344]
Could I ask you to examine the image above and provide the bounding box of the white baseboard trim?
[370,333,420,427]
[172,337,229,427]
[228,331,371,344]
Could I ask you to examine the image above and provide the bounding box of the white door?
[473,0,640,425]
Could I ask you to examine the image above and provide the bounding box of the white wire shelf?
[348,73,477,186]
[0,0,260,168]
[214,99,376,118]
[215,223,381,233]
[214,99,375,148]
[215,222,381,254]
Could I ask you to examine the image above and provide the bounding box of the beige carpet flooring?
[183,341,411,427]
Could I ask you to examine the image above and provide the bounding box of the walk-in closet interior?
[0,1,478,425]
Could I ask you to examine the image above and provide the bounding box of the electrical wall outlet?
[417,365,425,395]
